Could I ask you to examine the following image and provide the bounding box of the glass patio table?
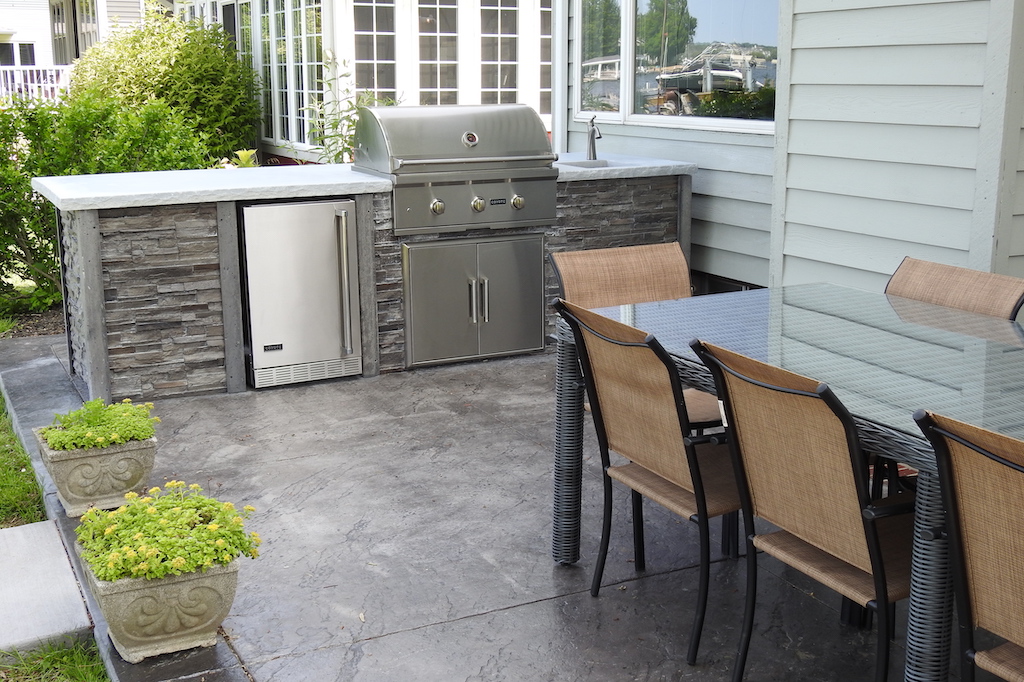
[551,282,1024,682]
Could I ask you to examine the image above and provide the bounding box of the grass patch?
[0,639,110,681]
[0,393,46,528]
[0,317,15,338]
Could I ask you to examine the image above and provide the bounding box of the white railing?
[0,67,71,102]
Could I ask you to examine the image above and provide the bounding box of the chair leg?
[732,535,758,682]
[591,474,614,597]
[720,511,739,559]
[686,512,713,665]
[631,489,646,572]
[873,599,893,682]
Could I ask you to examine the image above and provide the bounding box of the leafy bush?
[694,86,776,120]
[0,92,213,303]
[69,9,260,159]
[39,398,160,451]
[76,481,261,581]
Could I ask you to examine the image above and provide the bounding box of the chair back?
[916,410,1024,649]
[886,256,1024,319]
[554,298,696,491]
[550,243,691,309]
[692,341,875,573]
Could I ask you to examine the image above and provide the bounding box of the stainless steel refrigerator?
[241,199,362,388]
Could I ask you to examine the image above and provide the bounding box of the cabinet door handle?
[335,208,353,355]
[469,277,478,324]
[480,277,490,322]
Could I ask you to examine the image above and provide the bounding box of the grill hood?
[352,104,556,178]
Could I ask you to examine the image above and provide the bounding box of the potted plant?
[34,398,160,517]
[74,481,261,663]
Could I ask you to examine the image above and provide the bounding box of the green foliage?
[76,481,261,582]
[0,393,46,528]
[0,91,212,300]
[69,8,260,160]
[213,149,260,169]
[695,86,776,120]
[636,0,697,66]
[40,398,160,451]
[306,58,397,164]
[581,0,621,62]
[0,639,110,682]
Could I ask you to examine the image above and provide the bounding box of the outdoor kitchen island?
[31,152,696,402]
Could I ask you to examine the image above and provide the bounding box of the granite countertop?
[31,164,393,212]
[32,154,697,212]
[552,152,697,181]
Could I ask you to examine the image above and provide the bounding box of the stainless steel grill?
[352,104,557,235]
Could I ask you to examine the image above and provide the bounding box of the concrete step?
[0,520,92,654]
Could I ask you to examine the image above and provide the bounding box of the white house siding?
[105,0,144,26]
[774,0,1024,289]
[1,0,56,67]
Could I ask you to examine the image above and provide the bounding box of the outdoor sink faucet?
[586,116,602,161]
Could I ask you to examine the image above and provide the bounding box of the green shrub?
[0,91,213,301]
[39,398,160,451]
[694,86,776,120]
[76,480,260,582]
[69,8,260,159]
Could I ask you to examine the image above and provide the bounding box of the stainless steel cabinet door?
[405,241,479,365]
[477,237,544,356]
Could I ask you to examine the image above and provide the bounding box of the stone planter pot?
[78,549,239,663]
[33,427,156,517]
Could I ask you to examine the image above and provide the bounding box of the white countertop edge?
[31,164,393,211]
[31,154,698,211]
[552,152,698,181]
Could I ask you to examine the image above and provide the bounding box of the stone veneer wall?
[99,204,226,399]
[61,210,96,395]
[371,176,680,373]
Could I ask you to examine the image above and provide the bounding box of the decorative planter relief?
[34,428,155,517]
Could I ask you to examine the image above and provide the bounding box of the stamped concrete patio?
[0,334,927,682]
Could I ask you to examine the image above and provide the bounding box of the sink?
[556,159,611,168]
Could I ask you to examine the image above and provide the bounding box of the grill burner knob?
[471,197,486,213]
[511,194,526,210]
[430,199,446,215]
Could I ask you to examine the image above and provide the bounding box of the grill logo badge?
[264,344,283,352]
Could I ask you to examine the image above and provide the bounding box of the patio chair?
[549,242,693,309]
[691,340,915,682]
[915,410,1024,682]
[553,299,741,666]
[549,243,720,429]
[885,256,1024,320]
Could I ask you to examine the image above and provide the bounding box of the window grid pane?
[481,0,517,103]
[419,0,457,106]
[354,0,397,101]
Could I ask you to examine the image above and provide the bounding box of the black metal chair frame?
[554,299,738,666]
[693,339,912,682]
[915,409,1024,682]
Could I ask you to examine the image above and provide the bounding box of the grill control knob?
[430,199,446,215]
[471,197,486,213]
[511,194,526,210]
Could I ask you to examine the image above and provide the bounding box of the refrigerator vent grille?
[254,357,362,388]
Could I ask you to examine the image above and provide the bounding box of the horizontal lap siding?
[778,0,991,287]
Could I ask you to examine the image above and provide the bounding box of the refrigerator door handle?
[336,208,354,355]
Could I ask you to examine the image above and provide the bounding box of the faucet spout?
[586,116,602,161]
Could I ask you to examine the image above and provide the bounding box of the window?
[481,0,517,104]
[19,44,37,66]
[578,0,777,124]
[418,0,457,105]
[0,44,13,67]
[354,0,396,102]
[539,0,551,113]
[255,0,323,145]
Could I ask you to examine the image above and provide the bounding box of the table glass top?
[592,283,1024,441]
